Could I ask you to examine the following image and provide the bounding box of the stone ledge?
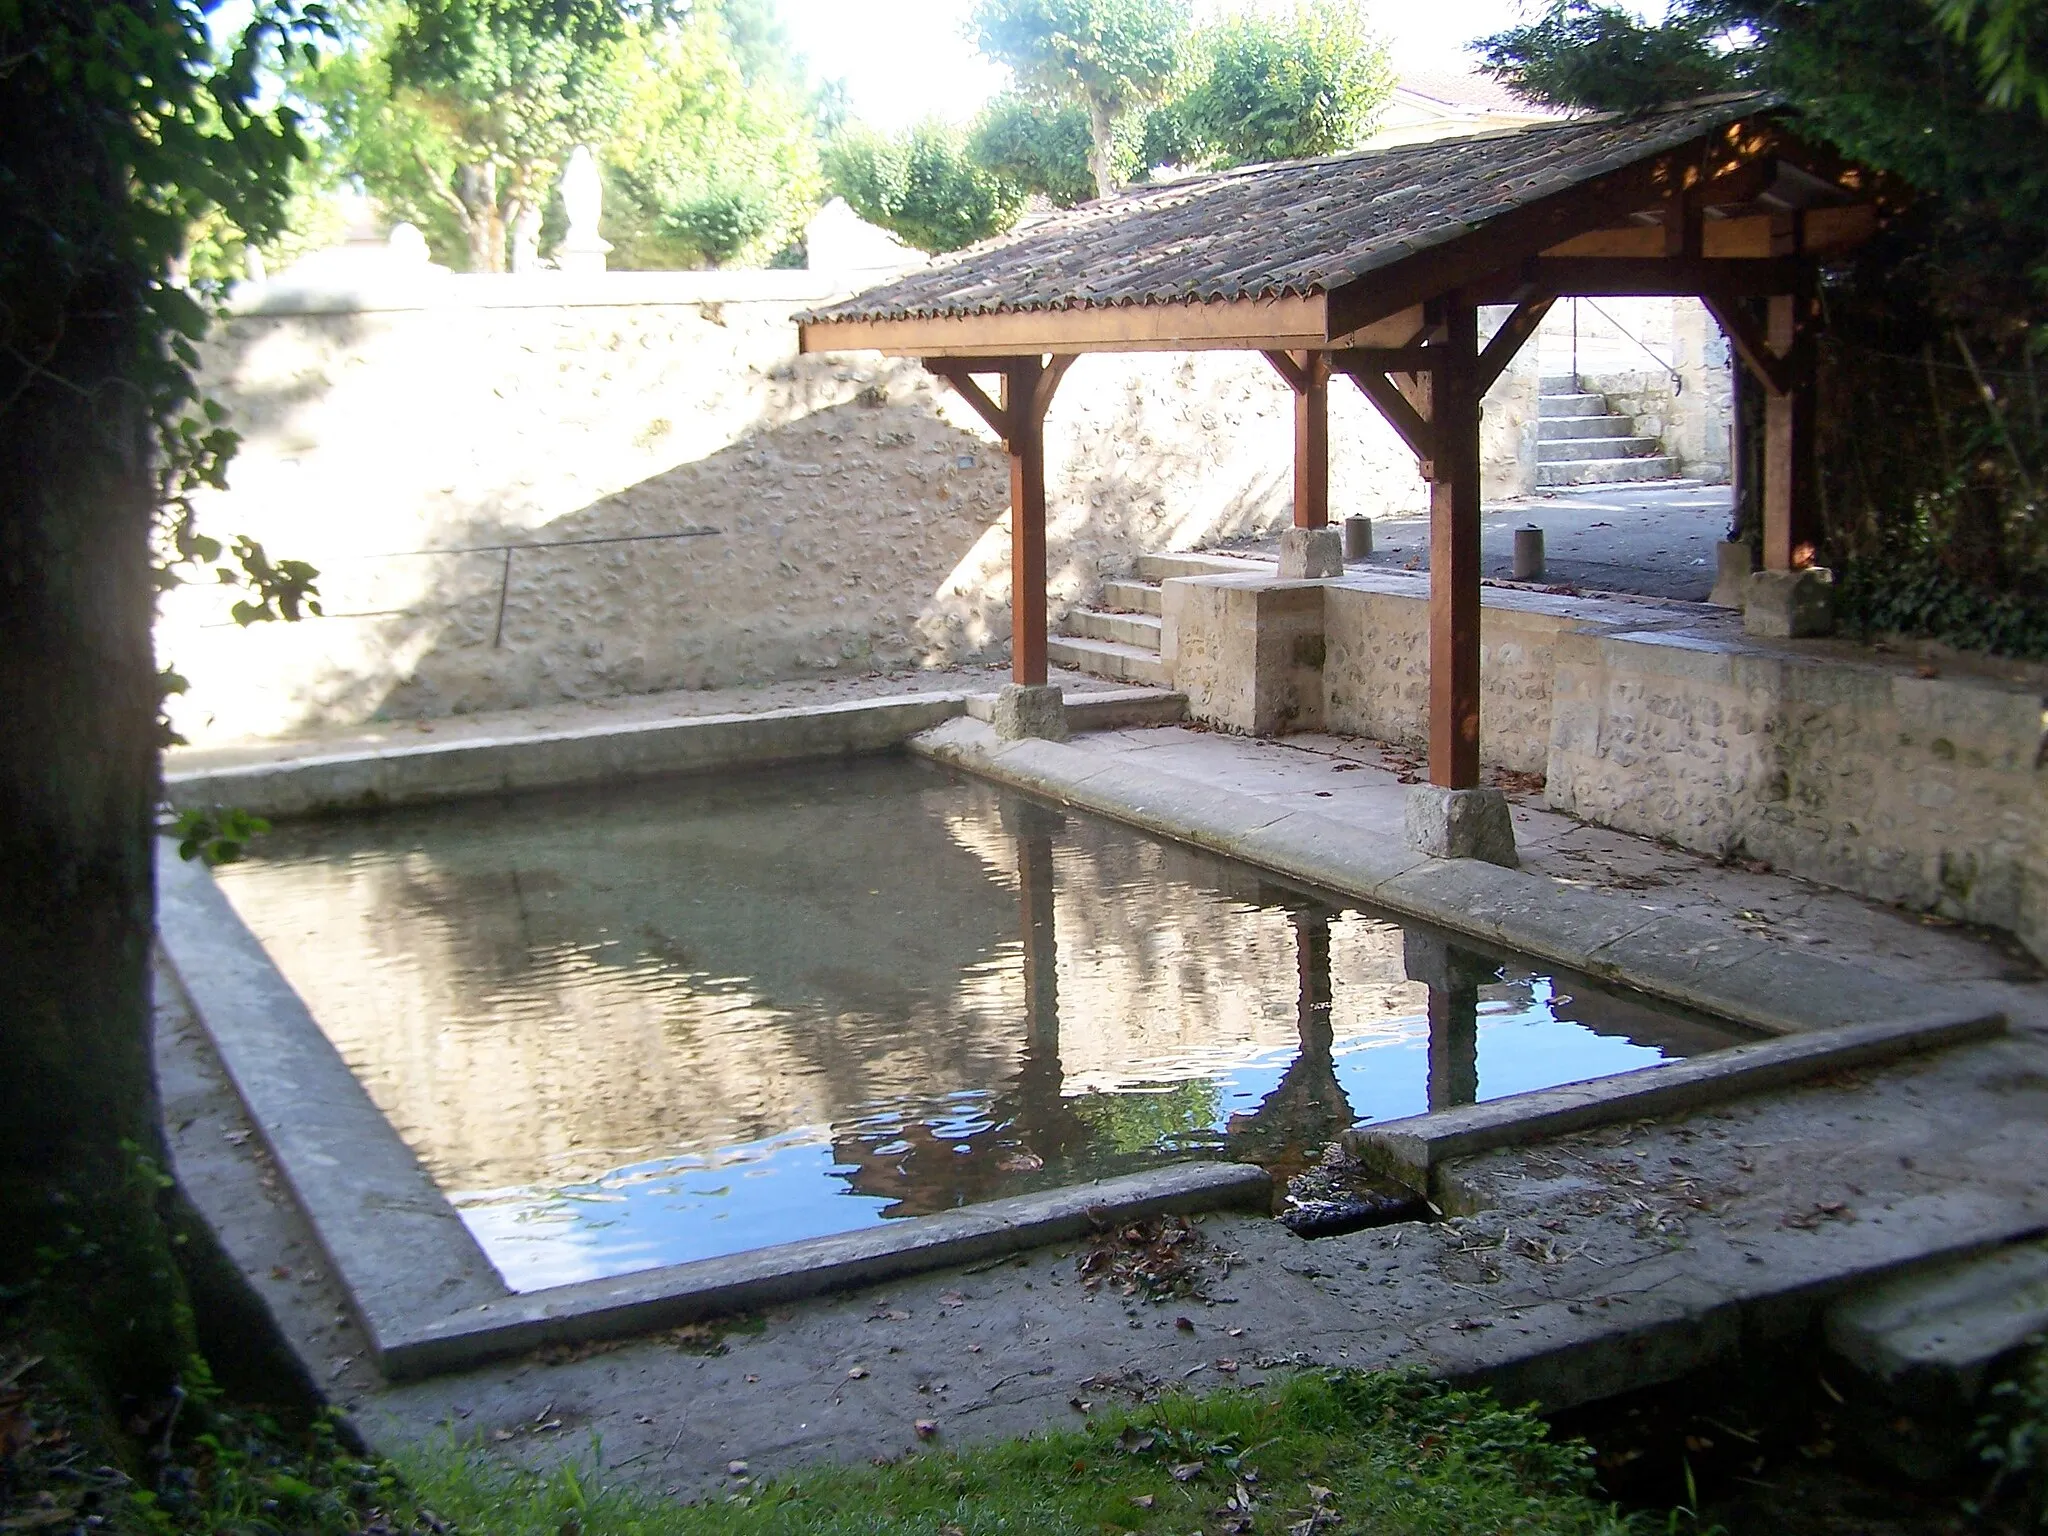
[164,694,968,820]
[380,1162,1271,1380]
[1345,1009,2007,1192]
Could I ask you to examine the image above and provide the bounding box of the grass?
[5,1345,1658,1534]
[396,1371,1641,1536]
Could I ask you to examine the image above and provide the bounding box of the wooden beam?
[1761,289,1820,571]
[1033,353,1077,420]
[802,293,1328,359]
[1006,355,1050,685]
[1699,292,1793,397]
[1545,204,1882,261]
[925,359,1016,443]
[1475,298,1554,396]
[1293,352,1330,530]
[1428,297,1483,791]
[1261,349,1309,394]
[1470,256,1803,302]
[1336,361,1436,471]
[1325,121,1798,337]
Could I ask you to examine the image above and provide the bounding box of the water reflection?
[214,758,1746,1291]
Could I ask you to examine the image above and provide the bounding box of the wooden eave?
[798,113,1899,364]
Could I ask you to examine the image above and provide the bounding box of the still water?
[214,756,1745,1291]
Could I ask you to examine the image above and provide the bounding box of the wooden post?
[1293,351,1330,529]
[1004,357,1050,685]
[1428,297,1483,790]
[925,355,1074,689]
[1761,291,1819,570]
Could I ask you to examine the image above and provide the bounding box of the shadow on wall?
[163,297,1511,744]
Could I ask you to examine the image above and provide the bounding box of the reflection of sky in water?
[216,758,1738,1296]
[457,980,1672,1292]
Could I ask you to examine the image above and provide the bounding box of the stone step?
[1538,434,1663,464]
[1135,551,1272,583]
[1828,1238,2048,1399]
[1537,414,1639,442]
[1048,636,1170,687]
[1536,455,1680,487]
[1098,579,1163,616]
[1538,375,1584,394]
[1538,393,1607,419]
[1065,608,1162,649]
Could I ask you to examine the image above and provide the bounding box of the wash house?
[798,94,1894,856]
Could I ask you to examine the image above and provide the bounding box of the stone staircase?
[1537,376,1679,487]
[1051,551,1267,686]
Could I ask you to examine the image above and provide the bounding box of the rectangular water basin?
[212,755,1752,1292]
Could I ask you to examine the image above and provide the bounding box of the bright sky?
[775,0,1559,132]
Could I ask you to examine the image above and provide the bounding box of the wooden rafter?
[1336,359,1436,471]
[1475,298,1554,396]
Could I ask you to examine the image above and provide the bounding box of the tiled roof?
[805,95,1773,325]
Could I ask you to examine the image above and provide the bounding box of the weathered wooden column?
[1003,356,1051,686]
[1262,350,1339,577]
[1293,352,1330,530]
[1427,297,1483,791]
[1761,288,1819,571]
[923,354,1075,725]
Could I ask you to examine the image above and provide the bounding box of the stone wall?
[166,273,1537,746]
[1547,635,2045,943]
[1321,581,1585,776]
[1163,568,2048,961]
[1536,297,1732,482]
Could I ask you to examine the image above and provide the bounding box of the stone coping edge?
[380,1162,1272,1380]
[156,842,505,1347]
[1347,1008,2007,1193]
[907,718,1971,1038]
[964,688,1189,729]
[163,695,970,820]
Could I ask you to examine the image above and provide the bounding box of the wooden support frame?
[924,354,1078,684]
[1426,298,1484,791]
[1701,282,1820,571]
[1262,350,1333,528]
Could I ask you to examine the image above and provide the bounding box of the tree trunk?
[458,162,505,272]
[0,74,193,1408]
[1086,96,1118,201]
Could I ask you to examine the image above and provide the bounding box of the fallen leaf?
[913,1419,939,1438]
[1130,1494,1155,1509]
[727,1460,749,1477]
[1171,1461,1205,1482]
[1175,1316,1195,1332]
[939,1291,967,1308]
[847,1366,868,1379]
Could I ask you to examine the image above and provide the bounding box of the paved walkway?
[157,696,2046,1501]
[1223,481,1736,602]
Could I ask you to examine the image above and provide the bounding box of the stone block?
[1277,527,1343,580]
[1342,515,1373,561]
[1744,567,1835,638]
[1403,784,1520,867]
[992,683,1069,742]
[1708,540,1751,608]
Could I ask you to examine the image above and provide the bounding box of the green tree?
[968,0,1191,199]
[969,94,1097,207]
[378,0,635,271]
[1472,1,1730,116]
[1175,0,1391,166]
[1932,0,2048,116]
[0,0,324,1413]
[604,4,822,267]
[825,120,1025,252]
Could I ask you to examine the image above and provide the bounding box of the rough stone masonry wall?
[165,276,1538,746]
[1319,581,1597,777]
[1165,569,2046,961]
[1545,631,2046,947]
